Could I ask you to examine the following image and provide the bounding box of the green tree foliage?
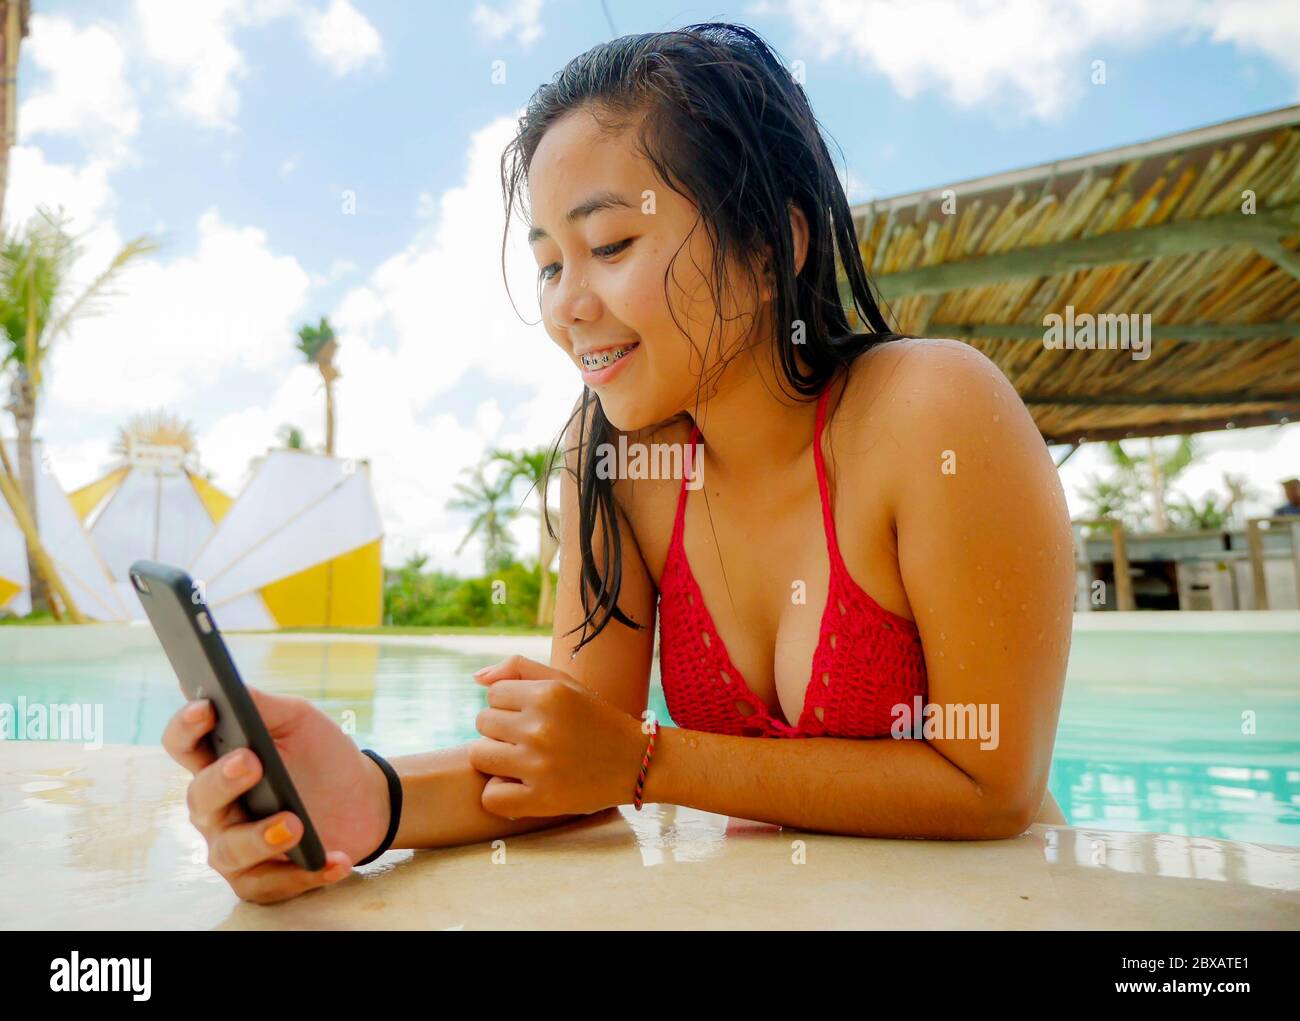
[383,552,555,628]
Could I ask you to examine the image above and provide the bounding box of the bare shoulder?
[837,337,1041,463]
[844,337,1023,423]
[829,337,1064,540]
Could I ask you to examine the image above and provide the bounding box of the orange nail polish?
[265,821,293,845]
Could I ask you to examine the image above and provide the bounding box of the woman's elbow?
[964,787,1038,840]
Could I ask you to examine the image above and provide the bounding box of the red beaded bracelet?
[633,718,659,810]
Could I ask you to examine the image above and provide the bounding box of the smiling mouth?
[578,342,639,371]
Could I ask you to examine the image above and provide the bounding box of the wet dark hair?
[500,21,911,658]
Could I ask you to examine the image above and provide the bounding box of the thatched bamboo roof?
[844,103,1300,444]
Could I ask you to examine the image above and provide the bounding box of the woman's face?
[526,107,767,432]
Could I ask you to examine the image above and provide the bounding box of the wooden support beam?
[927,321,1300,342]
[1071,519,1136,611]
[1040,407,1299,444]
[1246,518,1269,610]
[1110,523,1135,611]
[1255,239,1300,282]
[1242,516,1300,612]
[839,203,1300,300]
[1022,390,1300,407]
[1053,443,1079,467]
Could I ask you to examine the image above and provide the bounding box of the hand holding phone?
[163,686,393,903]
[133,560,393,903]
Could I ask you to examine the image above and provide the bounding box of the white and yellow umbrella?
[0,437,130,620]
[187,449,384,630]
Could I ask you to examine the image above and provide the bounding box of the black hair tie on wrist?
[356,749,402,866]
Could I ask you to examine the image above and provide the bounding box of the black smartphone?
[129,559,328,871]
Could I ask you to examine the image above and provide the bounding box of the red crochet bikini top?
[657,384,928,739]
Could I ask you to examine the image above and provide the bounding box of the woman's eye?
[592,238,634,258]
[538,239,634,284]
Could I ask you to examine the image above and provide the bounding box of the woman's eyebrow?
[527,190,634,243]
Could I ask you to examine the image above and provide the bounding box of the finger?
[481,774,536,818]
[483,679,537,710]
[208,811,313,877]
[187,747,263,830]
[243,686,308,736]
[467,736,528,781]
[475,705,526,743]
[162,699,218,775]
[473,655,562,685]
[232,851,354,905]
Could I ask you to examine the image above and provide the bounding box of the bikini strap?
[670,420,702,549]
[812,384,847,569]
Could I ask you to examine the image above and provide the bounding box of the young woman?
[162,23,1074,905]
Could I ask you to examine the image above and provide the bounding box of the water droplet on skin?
[959,663,967,670]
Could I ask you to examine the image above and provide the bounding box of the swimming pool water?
[2,625,1296,847]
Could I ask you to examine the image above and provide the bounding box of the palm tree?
[490,445,562,626]
[1166,493,1232,531]
[295,316,339,456]
[1077,471,1145,536]
[1166,471,1258,532]
[448,459,519,574]
[276,423,306,450]
[1220,472,1255,528]
[1104,435,1199,532]
[0,204,158,614]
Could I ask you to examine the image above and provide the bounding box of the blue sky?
[9,0,1300,571]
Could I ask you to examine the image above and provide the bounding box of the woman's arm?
[377,744,583,850]
[640,340,1076,839]
[378,398,659,851]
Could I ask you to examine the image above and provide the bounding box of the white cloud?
[772,0,1300,120]
[473,0,545,47]
[298,114,576,571]
[3,145,126,310]
[355,115,574,414]
[133,0,382,131]
[39,113,576,572]
[4,145,116,230]
[1203,0,1300,87]
[309,257,359,288]
[18,15,140,165]
[302,0,384,76]
[41,208,312,415]
[134,0,266,131]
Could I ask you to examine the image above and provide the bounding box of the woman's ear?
[759,202,811,302]
[789,201,809,277]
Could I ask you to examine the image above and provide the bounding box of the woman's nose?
[551,272,598,329]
